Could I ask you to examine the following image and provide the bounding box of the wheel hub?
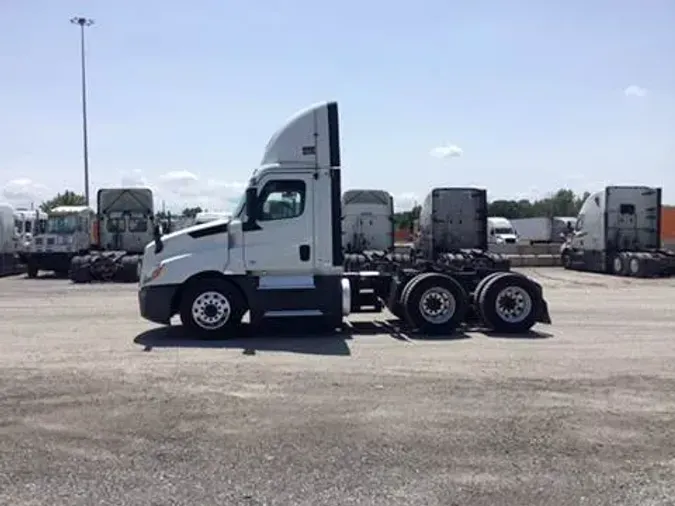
[418,287,455,324]
[495,286,533,323]
[192,291,231,329]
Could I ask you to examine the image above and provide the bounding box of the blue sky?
[1,0,674,211]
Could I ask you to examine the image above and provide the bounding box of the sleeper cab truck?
[137,101,552,337]
[561,186,675,277]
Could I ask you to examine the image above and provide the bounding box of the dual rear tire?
[400,271,540,335]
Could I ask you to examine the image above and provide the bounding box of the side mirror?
[245,187,258,222]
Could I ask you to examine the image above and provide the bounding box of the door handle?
[299,244,310,261]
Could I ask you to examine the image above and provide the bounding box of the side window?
[575,214,585,231]
[258,180,306,221]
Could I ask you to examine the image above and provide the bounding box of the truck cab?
[138,102,344,331]
[487,217,517,244]
[561,186,675,276]
[27,206,95,277]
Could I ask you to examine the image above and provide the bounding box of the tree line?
[394,189,591,230]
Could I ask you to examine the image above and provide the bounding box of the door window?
[258,180,306,221]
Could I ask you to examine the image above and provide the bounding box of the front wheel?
[179,278,246,338]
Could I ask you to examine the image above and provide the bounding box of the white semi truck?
[487,217,517,244]
[560,186,675,277]
[137,101,551,337]
[25,188,156,282]
[26,205,95,277]
[341,189,394,253]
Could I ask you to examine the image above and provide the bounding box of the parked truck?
[15,209,47,262]
[137,101,551,337]
[512,216,576,244]
[69,188,155,283]
[560,186,675,277]
[487,217,517,244]
[26,205,95,277]
[25,188,155,282]
[0,203,20,276]
[342,189,394,253]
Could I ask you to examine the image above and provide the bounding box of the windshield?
[46,215,78,234]
[494,227,515,235]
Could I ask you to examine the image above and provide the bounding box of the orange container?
[662,206,675,240]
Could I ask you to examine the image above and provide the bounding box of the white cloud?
[152,170,246,212]
[1,178,50,206]
[430,143,463,159]
[624,85,647,98]
[393,192,419,212]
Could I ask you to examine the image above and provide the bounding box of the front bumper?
[26,252,74,272]
[138,284,179,325]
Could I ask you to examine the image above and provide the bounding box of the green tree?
[40,190,87,212]
[181,206,203,218]
[488,189,590,219]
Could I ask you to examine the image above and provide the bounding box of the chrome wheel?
[494,286,533,323]
[191,291,231,330]
[418,287,456,324]
[613,256,623,273]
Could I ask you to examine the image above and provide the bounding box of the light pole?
[70,16,94,206]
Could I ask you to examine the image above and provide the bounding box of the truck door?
[244,172,315,275]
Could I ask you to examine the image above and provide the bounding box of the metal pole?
[70,17,94,206]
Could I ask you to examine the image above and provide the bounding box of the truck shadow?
[133,320,472,356]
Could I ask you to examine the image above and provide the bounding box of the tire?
[26,262,38,279]
[479,272,539,333]
[179,278,246,338]
[401,273,468,335]
[70,255,92,283]
[473,271,509,307]
[610,253,627,276]
[627,253,648,278]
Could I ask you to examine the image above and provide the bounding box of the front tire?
[179,278,246,338]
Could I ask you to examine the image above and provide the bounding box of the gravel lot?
[1,268,675,506]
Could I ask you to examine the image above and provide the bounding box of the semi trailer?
[512,216,576,244]
[0,203,20,276]
[560,186,675,277]
[137,101,551,337]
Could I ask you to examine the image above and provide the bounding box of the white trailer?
[137,101,551,337]
[341,189,394,253]
[0,203,20,276]
[512,216,576,244]
[561,186,675,277]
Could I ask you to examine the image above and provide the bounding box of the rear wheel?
[179,278,246,338]
[479,272,538,333]
[611,253,627,276]
[402,273,468,335]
